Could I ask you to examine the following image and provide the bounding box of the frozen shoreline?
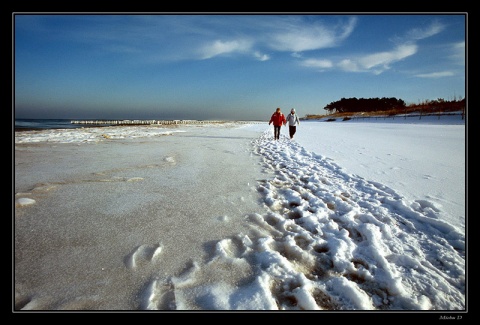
[15,125,270,310]
[14,121,465,311]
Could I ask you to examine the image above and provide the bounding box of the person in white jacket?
[286,108,300,139]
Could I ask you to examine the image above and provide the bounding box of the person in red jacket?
[269,107,286,140]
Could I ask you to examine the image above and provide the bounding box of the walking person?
[269,107,286,140]
[286,108,300,139]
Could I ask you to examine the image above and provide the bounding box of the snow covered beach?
[14,117,466,312]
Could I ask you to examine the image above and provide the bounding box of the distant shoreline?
[302,110,465,121]
[14,125,112,133]
[14,120,265,133]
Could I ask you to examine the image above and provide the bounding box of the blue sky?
[14,14,466,121]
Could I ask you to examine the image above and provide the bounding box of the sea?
[14,119,115,131]
[13,118,188,144]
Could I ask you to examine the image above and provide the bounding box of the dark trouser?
[273,125,281,140]
[289,125,296,138]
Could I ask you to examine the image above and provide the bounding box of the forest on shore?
[304,97,466,120]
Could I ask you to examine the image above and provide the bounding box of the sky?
[13,13,466,121]
[14,114,466,312]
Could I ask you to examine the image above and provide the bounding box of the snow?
[14,115,466,313]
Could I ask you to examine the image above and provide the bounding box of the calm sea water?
[14,119,113,130]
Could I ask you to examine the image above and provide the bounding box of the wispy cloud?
[300,58,334,69]
[357,44,418,71]
[266,16,357,52]
[193,16,357,61]
[411,41,465,79]
[450,41,465,66]
[197,39,253,59]
[254,51,270,61]
[16,14,462,79]
[404,20,445,41]
[299,20,450,75]
[415,71,455,78]
[17,15,360,64]
[305,44,417,75]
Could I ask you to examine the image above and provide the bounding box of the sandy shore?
[14,125,268,310]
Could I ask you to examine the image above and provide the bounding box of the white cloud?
[301,41,419,75]
[337,59,359,72]
[405,20,445,41]
[415,71,455,78]
[299,18,456,75]
[270,28,337,52]
[358,44,418,70]
[254,51,270,61]
[309,43,418,74]
[198,39,253,59]
[301,58,333,69]
[194,17,358,61]
[450,41,465,66]
[268,17,357,52]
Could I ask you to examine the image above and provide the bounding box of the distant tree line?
[323,97,465,115]
[324,97,406,114]
[410,98,465,112]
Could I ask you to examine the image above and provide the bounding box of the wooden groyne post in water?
[70,119,263,126]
